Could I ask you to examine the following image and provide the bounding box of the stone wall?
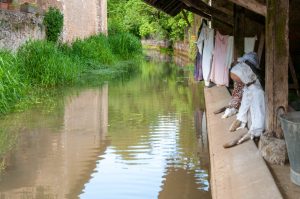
[173,41,191,65]
[62,0,106,42]
[141,39,171,49]
[0,0,107,50]
[19,0,107,41]
[0,9,44,51]
[97,0,107,35]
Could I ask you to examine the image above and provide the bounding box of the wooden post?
[289,55,299,92]
[265,0,289,138]
[257,31,265,66]
[233,5,245,60]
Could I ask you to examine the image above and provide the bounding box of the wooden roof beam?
[182,4,211,21]
[163,0,178,11]
[227,0,266,16]
[181,0,234,26]
[143,0,182,16]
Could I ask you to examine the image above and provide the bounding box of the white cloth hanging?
[225,36,234,69]
[201,27,214,86]
[244,36,257,54]
[196,23,206,53]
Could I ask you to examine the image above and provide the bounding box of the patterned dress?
[228,82,244,109]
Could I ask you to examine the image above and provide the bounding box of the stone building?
[0,0,107,50]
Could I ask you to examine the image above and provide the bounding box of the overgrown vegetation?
[71,34,116,65]
[108,32,142,60]
[43,7,64,43]
[108,0,193,41]
[0,31,142,116]
[18,41,81,87]
[0,51,26,114]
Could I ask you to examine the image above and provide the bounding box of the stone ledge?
[204,86,282,199]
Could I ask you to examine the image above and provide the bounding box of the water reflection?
[80,60,209,198]
[0,86,108,199]
[0,59,210,199]
[145,49,191,67]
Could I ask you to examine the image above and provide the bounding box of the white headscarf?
[230,62,257,85]
[237,52,259,68]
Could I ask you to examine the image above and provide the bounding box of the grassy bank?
[0,32,142,116]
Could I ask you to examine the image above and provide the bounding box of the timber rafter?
[181,0,233,26]
[227,0,266,16]
[144,0,234,26]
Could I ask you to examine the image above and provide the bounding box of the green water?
[0,58,210,199]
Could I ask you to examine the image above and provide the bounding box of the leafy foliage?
[108,0,193,41]
[43,7,64,43]
[108,32,142,59]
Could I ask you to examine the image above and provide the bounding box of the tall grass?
[71,34,116,65]
[0,51,26,114]
[17,40,81,87]
[108,32,142,60]
[0,32,143,114]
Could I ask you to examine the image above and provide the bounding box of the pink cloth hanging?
[210,31,229,86]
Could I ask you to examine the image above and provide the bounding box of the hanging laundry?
[201,26,214,86]
[196,23,206,53]
[244,36,257,54]
[225,36,234,69]
[194,51,203,81]
[194,24,207,82]
[210,31,229,86]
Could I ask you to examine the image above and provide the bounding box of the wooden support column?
[265,0,289,138]
[233,5,245,59]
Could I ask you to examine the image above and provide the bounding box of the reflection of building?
[145,49,191,67]
[0,86,108,199]
[158,168,210,199]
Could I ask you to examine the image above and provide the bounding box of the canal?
[0,53,211,199]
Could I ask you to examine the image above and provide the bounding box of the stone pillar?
[97,0,107,35]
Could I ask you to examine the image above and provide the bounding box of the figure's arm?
[222,82,244,118]
[236,89,251,123]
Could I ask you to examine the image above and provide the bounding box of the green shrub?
[17,40,80,87]
[108,32,142,60]
[71,34,116,65]
[108,20,126,35]
[0,51,26,114]
[43,7,64,43]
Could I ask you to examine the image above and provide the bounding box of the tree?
[108,0,193,41]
